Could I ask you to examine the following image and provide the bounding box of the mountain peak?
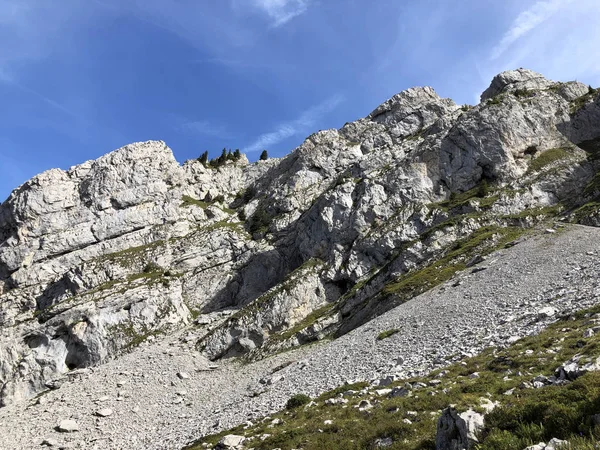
[480,68,554,102]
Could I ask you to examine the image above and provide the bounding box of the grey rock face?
[480,68,555,102]
[1,68,600,407]
[436,407,469,450]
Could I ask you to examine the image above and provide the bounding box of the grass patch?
[513,88,534,99]
[571,88,599,114]
[286,394,312,410]
[271,303,335,343]
[431,180,496,213]
[99,241,166,269]
[377,328,400,341]
[186,305,600,450]
[181,195,210,209]
[199,220,246,234]
[486,95,504,106]
[571,201,600,223]
[526,147,572,174]
[382,225,526,300]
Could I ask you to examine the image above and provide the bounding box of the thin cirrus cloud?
[243,94,344,154]
[490,0,573,61]
[250,0,310,27]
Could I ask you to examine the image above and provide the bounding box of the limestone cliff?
[1,69,600,406]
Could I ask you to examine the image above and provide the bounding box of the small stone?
[520,381,533,389]
[375,388,392,396]
[538,307,557,318]
[218,434,245,448]
[95,408,113,417]
[468,372,480,379]
[375,375,396,387]
[374,437,393,447]
[97,396,110,402]
[57,419,79,433]
[389,387,410,398]
[358,400,372,411]
[41,438,59,447]
[524,443,546,450]
[546,438,569,450]
[584,328,595,338]
[323,420,333,425]
[177,372,190,380]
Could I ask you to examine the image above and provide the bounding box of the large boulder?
[436,407,469,450]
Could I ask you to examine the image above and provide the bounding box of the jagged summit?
[480,68,556,101]
[1,69,600,448]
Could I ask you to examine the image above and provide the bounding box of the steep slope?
[1,224,599,449]
[1,69,600,410]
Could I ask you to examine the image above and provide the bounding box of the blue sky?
[1,0,600,201]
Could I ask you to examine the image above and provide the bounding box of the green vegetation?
[432,180,498,212]
[199,220,247,234]
[248,204,274,235]
[377,328,400,341]
[286,394,312,410]
[99,241,166,269]
[526,147,572,174]
[186,305,600,450]
[109,321,165,350]
[486,95,503,106]
[260,150,269,161]
[513,88,534,98]
[181,194,237,215]
[200,148,244,169]
[198,151,208,166]
[383,225,526,301]
[570,88,599,114]
[572,201,600,223]
[584,172,600,199]
[272,303,335,343]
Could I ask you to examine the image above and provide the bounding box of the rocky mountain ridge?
[1,68,600,415]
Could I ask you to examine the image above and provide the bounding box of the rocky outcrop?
[2,69,600,406]
[436,407,469,450]
[480,68,557,102]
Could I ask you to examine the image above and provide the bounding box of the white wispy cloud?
[178,120,233,139]
[243,94,344,154]
[490,0,573,60]
[471,0,600,104]
[250,0,310,27]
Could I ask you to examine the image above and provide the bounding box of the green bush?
[477,179,490,198]
[513,88,533,98]
[527,147,570,173]
[286,394,311,409]
[143,262,162,273]
[248,205,273,234]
